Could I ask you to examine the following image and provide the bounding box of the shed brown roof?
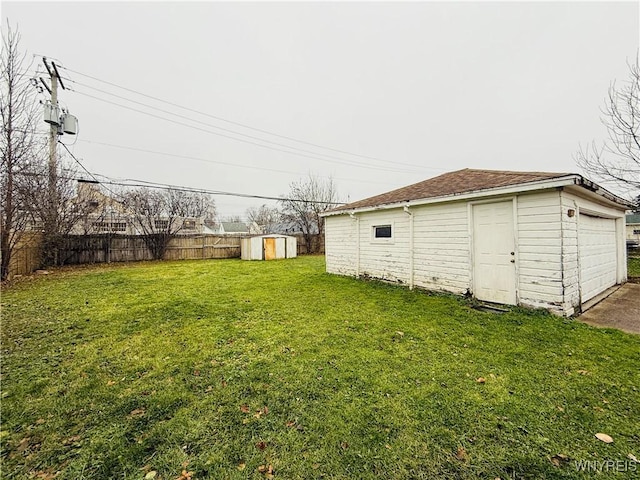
[332,168,573,212]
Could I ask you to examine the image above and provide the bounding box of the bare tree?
[123,187,215,259]
[0,22,46,280]
[279,174,340,253]
[576,56,640,197]
[245,204,281,233]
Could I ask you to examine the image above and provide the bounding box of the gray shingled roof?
[331,168,572,212]
[221,222,249,233]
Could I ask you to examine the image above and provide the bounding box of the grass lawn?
[628,255,640,278]
[1,257,639,479]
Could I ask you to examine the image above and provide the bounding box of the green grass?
[628,255,640,277]
[1,257,639,479]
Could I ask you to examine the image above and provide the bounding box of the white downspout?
[404,205,414,289]
[350,213,360,277]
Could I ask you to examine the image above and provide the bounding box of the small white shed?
[322,169,632,316]
[241,234,297,261]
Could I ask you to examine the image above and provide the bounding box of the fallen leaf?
[455,446,468,461]
[175,470,193,480]
[285,420,296,428]
[595,433,614,444]
[550,453,570,467]
[62,435,81,445]
[385,444,391,449]
[35,418,46,425]
[128,408,145,418]
[256,441,267,451]
[33,471,56,480]
[340,441,349,450]
[577,370,589,375]
[16,437,30,453]
[240,404,250,413]
[476,377,486,384]
[237,462,246,471]
[193,370,200,376]
[144,471,157,479]
[221,380,228,388]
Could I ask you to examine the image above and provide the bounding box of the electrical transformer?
[43,102,60,126]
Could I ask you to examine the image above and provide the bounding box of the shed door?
[579,214,617,302]
[264,238,276,260]
[473,201,517,305]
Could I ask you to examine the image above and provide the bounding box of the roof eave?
[322,175,600,217]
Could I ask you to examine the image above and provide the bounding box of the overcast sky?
[3,1,639,218]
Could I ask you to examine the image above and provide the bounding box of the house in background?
[322,168,631,316]
[72,181,136,235]
[627,213,640,248]
[72,182,216,236]
[214,222,257,235]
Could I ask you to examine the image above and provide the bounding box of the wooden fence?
[57,234,242,265]
[6,232,42,277]
[3,232,324,280]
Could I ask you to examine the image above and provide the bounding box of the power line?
[57,144,344,205]
[58,141,124,200]
[87,176,345,205]
[65,79,426,173]
[59,64,430,170]
[77,138,399,187]
[71,88,422,175]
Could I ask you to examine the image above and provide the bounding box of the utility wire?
[66,79,428,173]
[72,89,415,174]
[59,143,344,205]
[59,64,430,170]
[77,138,399,186]
[58,141,124,200]
[88,177,345,205]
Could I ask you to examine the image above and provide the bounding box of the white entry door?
[579,214,617,302]
[473,201,517,305]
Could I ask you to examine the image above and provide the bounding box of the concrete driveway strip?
[578,283,640,335]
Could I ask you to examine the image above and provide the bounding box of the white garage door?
[579,214,617,302]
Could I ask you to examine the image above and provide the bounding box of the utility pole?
[47,61,58,241]
[40,57,75,266]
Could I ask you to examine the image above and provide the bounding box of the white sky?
[3,1,639,218]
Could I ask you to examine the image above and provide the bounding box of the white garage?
[323,169,631,316]
[579,214,618,302]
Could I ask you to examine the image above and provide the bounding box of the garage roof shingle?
[332,168,572,212]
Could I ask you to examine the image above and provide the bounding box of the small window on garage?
[634,229,640,235]
[373,224,392,239]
